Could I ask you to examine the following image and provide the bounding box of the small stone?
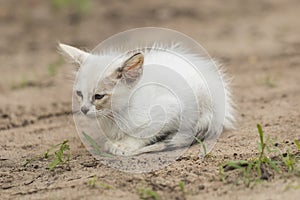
[199,185,205,190]
[22,120,29,126]
[282,153,287,157]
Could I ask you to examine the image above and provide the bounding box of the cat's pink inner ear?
[123,53,144,71]
[120,53,144,86]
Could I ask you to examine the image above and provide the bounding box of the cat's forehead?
[75,54,121,92]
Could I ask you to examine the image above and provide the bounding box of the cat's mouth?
[85,111,98,118]
[85,109,113,118]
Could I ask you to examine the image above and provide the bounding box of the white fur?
[59,43,235,156]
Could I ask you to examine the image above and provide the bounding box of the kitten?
[59,43,235,156]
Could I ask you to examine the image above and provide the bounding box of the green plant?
[285,183,300,190]
[283,149,295,172]
[12,77,35,90]
[45,140,71,170]
[295,140,300,151]
[275,140,300,175]
[194,136,207,157]
[220,159,252,185]
[256,124,281,175]
[219,124,281,185]
[179,180,185,193]
[51,0,90,14]
[179,180,187,199]
[87,176,112,189]
[138,188,160,200]
[261,75,276,88]
[48,58,63,77]
[23,140,71,170]
[48,64,56,77]
[220,124,300,186]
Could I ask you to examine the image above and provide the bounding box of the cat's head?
[59,43,144,117]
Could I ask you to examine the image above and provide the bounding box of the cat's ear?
[118,53,144,87]
[58,43,89,65]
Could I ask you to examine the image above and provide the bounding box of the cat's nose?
[81,106,89,115]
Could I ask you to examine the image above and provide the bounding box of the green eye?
[94,94,105,100]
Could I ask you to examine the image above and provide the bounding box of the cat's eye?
[94,94,105,100]
[76,91,83,98]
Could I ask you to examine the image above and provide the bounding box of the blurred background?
[1,0,299,92]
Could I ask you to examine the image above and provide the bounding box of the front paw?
[104,141,138,156]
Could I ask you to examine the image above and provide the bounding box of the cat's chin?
[85,111,98,118]
[85,110,110,118]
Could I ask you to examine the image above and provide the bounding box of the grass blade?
[294,140,300,152]
[194,136,207,156]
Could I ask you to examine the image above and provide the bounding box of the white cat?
[59,43,235,156]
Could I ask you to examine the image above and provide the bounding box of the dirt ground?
[1,0,300,199]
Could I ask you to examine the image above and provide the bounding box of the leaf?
[257,124,265,151]
[87,176,112,189]
[44,142,62,159]
[245,160,254,177]
[194,136,207,157]
[255,159,262,177]
[138,188,160,200]
[222,160,248,170]
[294,140,300,152]
[265,156,280,173]
[179,181,185,193]
[46,140,70,171]
[257,124,266,161]
[48,158,61,171]
[98,182,113,189]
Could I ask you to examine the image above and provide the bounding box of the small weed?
[263,76,276,88]
[82,132,111,157]
[48,64,56,77]
[284,149,295,171]
[24,140,71,170]
[51,0,90,14]
[220,124,300,186]
[12,77,35,90]
[87,176,112,189]
[18,77,29,88]
[179,180,185,193]
[48,58,63,77]
[179,180,187,199]
[277,141,300,176]
[45,140,71,171]
[194,136,208,157]
[295,140,300,151]
[285,183,300,190]
[23,156,40,167]
[138,188,160,200]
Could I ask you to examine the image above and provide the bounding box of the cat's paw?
[104,141,139,156]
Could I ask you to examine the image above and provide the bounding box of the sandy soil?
[1,0,300,199]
